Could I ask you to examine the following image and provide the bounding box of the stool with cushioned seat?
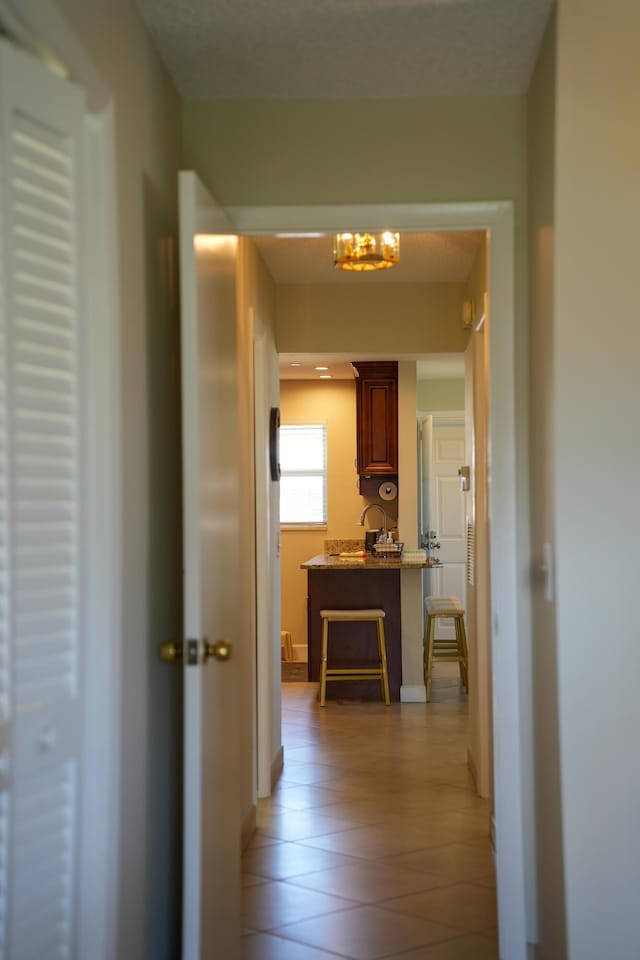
[319,609,390,706]
[423,596,469,702]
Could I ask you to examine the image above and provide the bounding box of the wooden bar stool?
[280,630,293,662]
[423,596,469,702]
[319,609,390,706]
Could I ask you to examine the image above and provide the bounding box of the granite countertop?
[301,553,443,570]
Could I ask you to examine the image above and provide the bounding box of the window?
[280,423,327,526]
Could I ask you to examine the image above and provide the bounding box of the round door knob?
[159,641,183,663]
[204,639,232,662]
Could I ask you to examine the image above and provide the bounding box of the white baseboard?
[241,803,256,852]
[400,684,427,702]
[271,745,284,789]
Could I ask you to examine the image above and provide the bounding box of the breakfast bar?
[301,552,439,701]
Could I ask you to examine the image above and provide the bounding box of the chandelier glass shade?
[333,231,400,271]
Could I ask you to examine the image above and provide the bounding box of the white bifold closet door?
[0,39,86,959]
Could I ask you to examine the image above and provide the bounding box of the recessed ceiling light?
[315,366,329,371]
[319,375,332,379]
[290,362,302,367]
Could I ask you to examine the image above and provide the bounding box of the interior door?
[426,421,466,639]
[179,172,242,960]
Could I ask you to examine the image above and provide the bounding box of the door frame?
[236,201,529,958]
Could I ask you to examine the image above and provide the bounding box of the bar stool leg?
[376,616,391,706]
[425,613,436,702]
[456,615,469,692]
[320,617,329,707]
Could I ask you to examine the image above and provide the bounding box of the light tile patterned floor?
[242,673,498,960]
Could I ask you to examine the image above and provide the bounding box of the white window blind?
[280,423,327,525]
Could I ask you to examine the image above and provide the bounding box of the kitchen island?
[301,553,440,701]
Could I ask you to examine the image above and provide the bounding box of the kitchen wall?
[280,379,399,659]
[277,283,467,354]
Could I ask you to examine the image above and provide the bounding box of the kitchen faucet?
[359,502,388,541]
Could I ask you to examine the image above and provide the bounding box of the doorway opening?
[243,202,528,956]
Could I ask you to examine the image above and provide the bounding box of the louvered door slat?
[16,317,74,352]
[14,292,74,325]
[0,39,85,960]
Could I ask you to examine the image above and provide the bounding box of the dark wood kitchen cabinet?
[352,361,398,476]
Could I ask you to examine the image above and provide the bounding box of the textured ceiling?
[136,0,554,100]
[254,231,483,284]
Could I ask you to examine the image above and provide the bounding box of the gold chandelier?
[333,231,400,272]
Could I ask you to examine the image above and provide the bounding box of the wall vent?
[466,519,475,587]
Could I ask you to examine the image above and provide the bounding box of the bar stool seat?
[423,596,469,702]
[319,608,390,706]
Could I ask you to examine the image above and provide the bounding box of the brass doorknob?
[159,641,183,663]
[204,639,232,662]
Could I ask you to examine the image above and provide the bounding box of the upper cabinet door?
[353,361,398,475]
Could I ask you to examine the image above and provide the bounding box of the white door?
[426,420,466,639]
[179,172,242,960]
[0,40,88,959]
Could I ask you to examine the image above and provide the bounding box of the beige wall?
[553,2,640,956]
[277,283,467,354]
[527,10,566,958]
[53,1,183,956]
[417,378,465,411]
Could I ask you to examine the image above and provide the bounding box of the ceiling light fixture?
[319,375,332,379]
[333,231,400,272]
[315,366,329,371]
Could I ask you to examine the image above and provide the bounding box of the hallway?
[242,677,498,959]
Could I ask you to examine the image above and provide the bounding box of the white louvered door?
[0,41,86,959]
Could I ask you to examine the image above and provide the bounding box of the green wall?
[417,378,465,411]
[182,97,526,206]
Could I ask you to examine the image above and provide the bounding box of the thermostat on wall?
[378,481,398,501]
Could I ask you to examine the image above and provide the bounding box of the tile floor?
[242,670,498,960]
